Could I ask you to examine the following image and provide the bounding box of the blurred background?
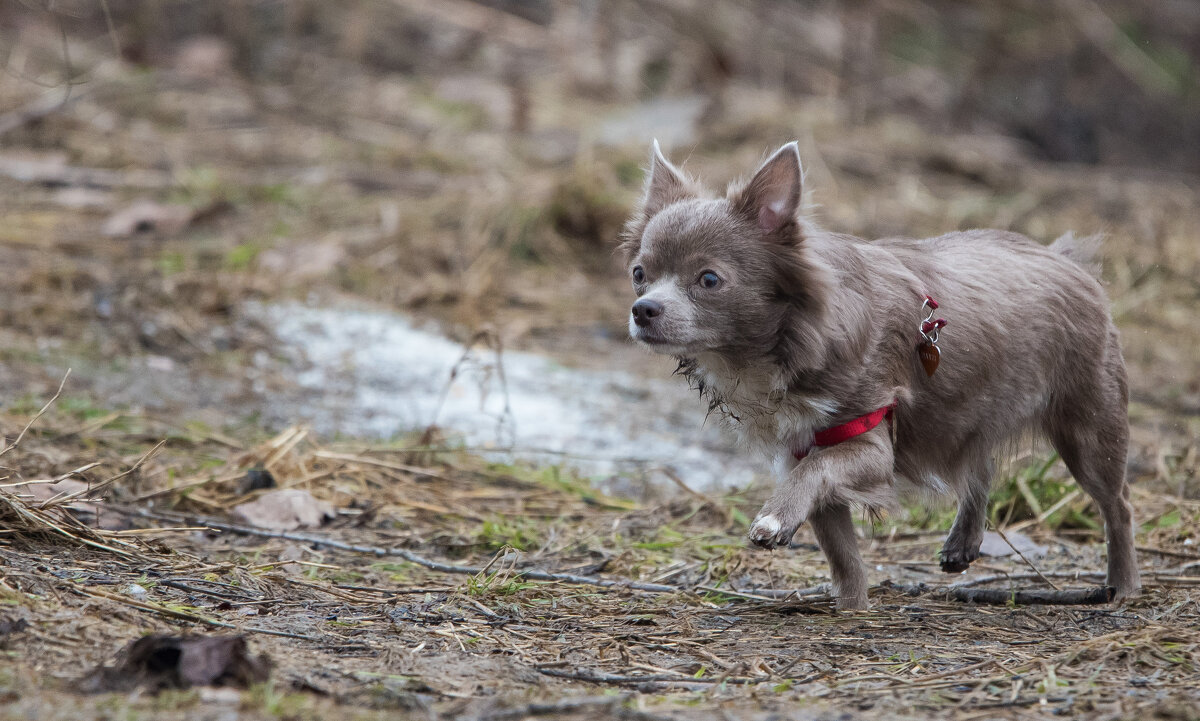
[1,0,1198,493]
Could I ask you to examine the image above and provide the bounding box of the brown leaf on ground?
[81,635,270,693]
[232,489,335,531]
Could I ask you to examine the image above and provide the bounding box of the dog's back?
[860,230,1123,476]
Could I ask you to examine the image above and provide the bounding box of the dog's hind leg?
[1047,343,1140,601]
[809,502,868,609]
[1049,422,1140,600]
[940,456,994,573]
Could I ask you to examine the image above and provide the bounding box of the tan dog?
[621,141,1139,609]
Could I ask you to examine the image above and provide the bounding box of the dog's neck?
[674,354,785,423]
[676,352,837,458]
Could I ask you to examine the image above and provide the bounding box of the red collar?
[794,402,897,460]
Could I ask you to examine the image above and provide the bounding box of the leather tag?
[919,342,940,377]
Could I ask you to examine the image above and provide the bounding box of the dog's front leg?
[809,503,867,609]
[747,426,894,610]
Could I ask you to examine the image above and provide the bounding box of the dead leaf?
[81,635,270,693]
[232,489,334,531]
[102,200,195,237]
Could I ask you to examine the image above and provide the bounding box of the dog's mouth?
[631,325,671,345]
[634,330,669,345]
[631,328,695,357]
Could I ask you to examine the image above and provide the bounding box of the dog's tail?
[1049,231,1103,278]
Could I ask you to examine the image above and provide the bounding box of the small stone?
[977,530,1048,559]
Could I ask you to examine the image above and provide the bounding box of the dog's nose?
[631,299,663,327]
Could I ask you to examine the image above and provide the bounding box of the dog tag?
[919,342,940,377]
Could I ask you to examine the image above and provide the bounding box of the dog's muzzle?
[631,298,663,328]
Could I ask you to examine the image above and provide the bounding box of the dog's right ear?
[731,142,804,241]
[641,139,693,218]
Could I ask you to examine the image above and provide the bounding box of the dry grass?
[1,398,1198,720]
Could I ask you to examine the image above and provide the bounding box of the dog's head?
[620,141,828,368]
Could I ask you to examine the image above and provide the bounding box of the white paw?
[749,513,791,548]
[752,514,781,536]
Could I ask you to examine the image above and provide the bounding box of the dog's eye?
[632,266,645,283]
[698,271,720,289]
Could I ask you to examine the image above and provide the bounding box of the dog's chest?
[696,364,834,458]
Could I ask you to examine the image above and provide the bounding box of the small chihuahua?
[621,141,1139,609]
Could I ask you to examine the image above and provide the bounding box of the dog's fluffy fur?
[622,141,1139,609]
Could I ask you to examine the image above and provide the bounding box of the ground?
[1,3,1199,720]
[1,410,1199,720]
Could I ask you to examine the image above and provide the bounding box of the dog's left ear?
[732,142,804,239]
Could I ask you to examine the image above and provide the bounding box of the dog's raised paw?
[748,513,797,549]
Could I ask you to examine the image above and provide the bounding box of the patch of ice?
[256,303,758,492]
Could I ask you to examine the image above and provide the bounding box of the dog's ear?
[641,139,693,218]
[732,142,804,239]
[620,140,698,261]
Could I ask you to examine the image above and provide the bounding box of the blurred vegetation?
[0,0,1197,496]
[988,454,1099,531]
[4,0,1196,168]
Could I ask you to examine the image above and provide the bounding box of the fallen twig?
[74,584,321,641]
[950,571,1104,588]
[992,523,1059,590]
[311,451,453,481]
[472,694,666,721]
[113,506,841,601]
[104,507,1197,606]
[1137,545,1200,561]
[536,666,764,688]
[113,506,688,594]
[885,580,1114,605]
[696,584,829,601]
[950,585,1113,605]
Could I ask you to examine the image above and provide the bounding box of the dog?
[621,140,1139,609]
